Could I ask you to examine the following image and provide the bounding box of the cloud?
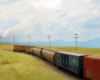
[0,0,9,2]
[0,0,100,42]
[2,28,13,38]
[78,28,100,41]
[0,30,2,35]
[69,27,80,34]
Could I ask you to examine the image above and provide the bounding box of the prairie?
[0,44,68,80]
[39,46,100,57]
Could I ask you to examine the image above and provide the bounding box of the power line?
[48,35,51,48]
[28,35,30,46]
[13,36,15,45]
[74,34,79,53]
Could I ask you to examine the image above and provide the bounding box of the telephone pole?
[28,35,30,46]
[13,36,15,45]
[48,35,51,48]
[74,34,79,53]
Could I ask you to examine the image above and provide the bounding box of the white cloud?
[69,27,80,34]
[0,0,100,42]
[0,0,9,2]
[2,28,13,38]
[45,0,62,8]
[0,30,2,35]
[78,28,100,41]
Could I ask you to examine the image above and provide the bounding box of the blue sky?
[0,0,100,42]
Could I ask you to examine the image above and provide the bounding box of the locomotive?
[13,45,100,80]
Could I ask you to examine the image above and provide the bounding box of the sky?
[0,0,100,42]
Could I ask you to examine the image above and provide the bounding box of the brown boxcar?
[84,56,100,80]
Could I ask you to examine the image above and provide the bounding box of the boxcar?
[42,48,56,63]
[55,52,69,69]
[84,56,100,80]
[55,51,87,77]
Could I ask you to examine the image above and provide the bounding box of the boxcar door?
[62,55,65,68]
[62,54,69,69]
[55,53,62,67]
[92,60,100,80]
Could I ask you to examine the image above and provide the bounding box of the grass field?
[1,43,100,56]
[0,44,68,80]
[0,44,13,50]
[0,44,100,80]
[39,46,100,57]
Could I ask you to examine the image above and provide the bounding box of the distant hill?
[4,37,100,48]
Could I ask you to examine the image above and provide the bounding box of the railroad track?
[3,49,88,80]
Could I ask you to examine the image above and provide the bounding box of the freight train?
[13,45,100,80]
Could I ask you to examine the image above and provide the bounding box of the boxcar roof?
[56,51,87,56]
[85,56,100,59]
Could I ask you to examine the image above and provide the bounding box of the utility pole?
[13,36,15,45]
[48,35,51,48]
[74,34,79,53]
[28,35,30,46]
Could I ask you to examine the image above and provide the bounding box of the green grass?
[1,44,100,57]
[1,43,100,56]
[0,44,100,80]
[0,44,13,50]
[39,46,100,57]
[0,44,68,80]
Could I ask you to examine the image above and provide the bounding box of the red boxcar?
[84,56,100,80]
